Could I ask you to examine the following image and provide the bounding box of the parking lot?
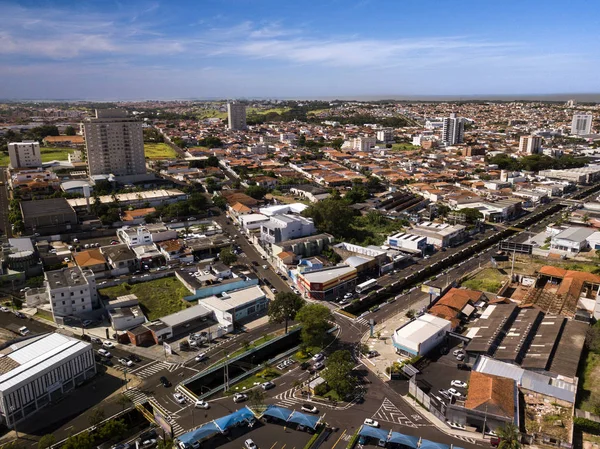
[414,336,471,406]
[199,420,313,449]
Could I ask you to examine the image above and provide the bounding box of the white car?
[0,307,10,313]
[98,348,111,358]
[118,358,134,367]
[301,404,318,413]
[313,361,325,370]
[452,349,463,356]
[364,418,380,428]
[195,352,208,362]
[102,341,114,349]
[451,380,467,388]
[194,400,210,409]
[448,388,462,398]
[245,439,257,449]
[233,393,248,403]
[312,353,324,362]
[173,392,186,404]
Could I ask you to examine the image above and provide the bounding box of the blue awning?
[419,440,450,449]
[388,432,420,448]
[214,407,255,431]
[287,411,320,430]
[263,405,294,421]
[178,421,220,445]
[359,426,390,441]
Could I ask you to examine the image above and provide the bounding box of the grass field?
[196,110,228,120]
[99,277,191,320]
[0,147,75,166]
[391,143,420,151]
[144,143,178,159]
[225,367,281,395]
[247,107,291,115]
[577,350,600,412]
[462,268,508,293]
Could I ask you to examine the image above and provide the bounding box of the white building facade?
[8,141,42,169]
[442,113,464,145]
[227,102,247,130]
[44,267,98,318]
[571,113,593,136]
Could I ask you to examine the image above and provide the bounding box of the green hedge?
[346,429,360,449]
[574,417,600,435]
[303,425,325,449]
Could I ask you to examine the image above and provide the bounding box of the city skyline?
[2,0,600,100]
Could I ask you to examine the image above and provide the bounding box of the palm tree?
[496,422,521,449]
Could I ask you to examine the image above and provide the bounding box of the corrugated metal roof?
[0,333,91,391]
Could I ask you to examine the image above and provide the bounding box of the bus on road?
[356,279,378,294]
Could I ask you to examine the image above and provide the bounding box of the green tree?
[38,434,56,449]
[496,422,521,449]
[157,439,174,449]
[322,350,356,397]
[460,207,484,224]
[207,155,220,167]
[344,184,368,204]
[302,198,356,238]
[97,419,127,442]
[213,196,227,210]
[268,292,305,333]
[198,136,224,148]
[88,406,105,426]
[331,138,344,149]
[64,125,77,136]
[219,247,238,265]
[62,433,93,449]
[245,185,268,200]
[296,304,334,348]
[247,388,266,409]
[116,394,132,411]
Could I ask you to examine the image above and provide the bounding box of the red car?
[490,437,501,447]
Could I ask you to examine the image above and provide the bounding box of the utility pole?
[510,250,516,281]
[223,352,229,392]
[482,404,488,439]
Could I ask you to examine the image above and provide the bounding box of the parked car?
[18,326,29,336]
[367,350,379,358]
[173,392,186,404]
[447,388,462,398]
[451,380,467,388]
[312,353,324,362]
[313,361,325,370]
[261,381,275,390]
[111,443,130,449]
[14,311,25,319]
[233,393,248,403]
[98,348,111,358]
[439,390,451,401]
[363,418,380,428]
[160,376,171,387]
[244,439,257,449]
[140,439,157,449]
[490,437,501,447]
[119,358,134,367]
[82,320,93,327]
[452,349,464,356]
[128,354,142,363]
[91,337,102,344]
[456,353,465,361]
[139,429,157,442]
[0,307,10,313]
[194,400,210,409]
[103,341,115,349]
[301,404,318,413]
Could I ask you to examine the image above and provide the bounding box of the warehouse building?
[0,333,95,428]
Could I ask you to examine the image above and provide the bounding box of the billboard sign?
[499,241,533,254]
[153,410,172,437]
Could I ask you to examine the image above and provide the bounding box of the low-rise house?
[392,313,452,357]
[117,224,177,247]
[105,294,147,331]
[73,249,107,274]
[157,239,193,263]
[101,244,138,274]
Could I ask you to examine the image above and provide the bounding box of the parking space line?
[281,445,286,449]
[269,442,277,449]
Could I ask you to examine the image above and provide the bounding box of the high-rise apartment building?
[82,109,146,177]
[7,141,42,168]
[442,113,464,145]
[571,113,593,136]
[376,128,394,143]
[519,135,543,155]
[227,102,247,130]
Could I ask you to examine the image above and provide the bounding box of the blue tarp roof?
[178,421,220,445]
[263,405,294,421]
[419,440,450,449]
[287,411,320,429]
[214,407,255,431]
[359,426,390,441]
[388,432,420,448]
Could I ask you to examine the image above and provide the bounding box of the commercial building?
[260,215,316,244]
[67,189,187,210]
[392,313,451,356]
[82,109,146,177]
[518,135,542,155]
[201,285,269,323]
[410,222,466,248]
[297,265,357,301]
[44,266,98,318]
[386,232,427,253]
[550,226,595,254]
[538,166,600,184]
[0,333,96,428]
[442,113,464,145]
[227,102,247,130]
[105,295,147,331]
[8,141,42,169]
[272,233,335,258]
[571,113,593,136]
[20,198,78,235]
[116,224,177,247]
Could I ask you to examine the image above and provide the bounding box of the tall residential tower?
[227,102,247,130]
[571,113,593,136]
[442,113,464,145]
[82,109,146,177]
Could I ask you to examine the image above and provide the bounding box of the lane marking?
[269,442,277,449]
[331,429,347,449]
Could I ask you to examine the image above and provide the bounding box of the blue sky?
[1,0,600,99]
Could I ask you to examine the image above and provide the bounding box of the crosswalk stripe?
[355,318,369,326]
